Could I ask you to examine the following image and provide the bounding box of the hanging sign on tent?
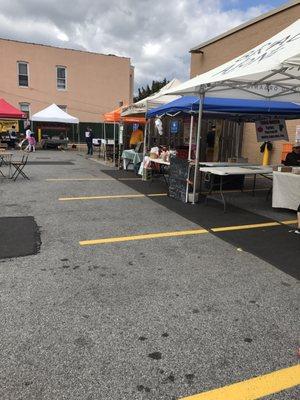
[170,120,179,134]
[255,118,288,142]
[119,124,124,145]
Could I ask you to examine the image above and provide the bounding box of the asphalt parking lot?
[0,150,299,400]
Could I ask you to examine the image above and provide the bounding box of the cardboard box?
[278,166,292,172]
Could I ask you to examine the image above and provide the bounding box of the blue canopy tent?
[146,96,300,119]
[146,96,300,160]
[146,96,300,203]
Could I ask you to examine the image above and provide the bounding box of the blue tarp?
[146,96,300,120]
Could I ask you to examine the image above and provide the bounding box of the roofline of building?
[190,0,299,52]
[0,36,131,60]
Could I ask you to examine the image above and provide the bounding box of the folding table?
[199,165,273,211]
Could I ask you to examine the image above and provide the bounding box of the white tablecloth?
[272,172,300,211]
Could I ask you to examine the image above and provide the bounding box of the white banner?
[255,118,288,142]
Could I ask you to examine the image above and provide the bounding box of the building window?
[57,66,66,90]
[18,62,29,87]
[19,102,30,119]
[58,105,67,112]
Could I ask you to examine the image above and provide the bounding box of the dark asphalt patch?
[27,161,74,165]
[101,169,299,279]
[214,226,300,280]
[0,216,41,259]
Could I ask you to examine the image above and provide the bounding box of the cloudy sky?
[0,0,286,91]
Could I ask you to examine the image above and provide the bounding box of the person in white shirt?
[25,127,33,152]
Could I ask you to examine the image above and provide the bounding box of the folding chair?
[11,155,30,181]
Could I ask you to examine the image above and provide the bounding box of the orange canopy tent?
[103,106,145,165]
[104,106,146,124]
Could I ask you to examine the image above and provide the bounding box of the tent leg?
[143,121,148,159]
[192,92,205,205]
[186,114,194,203]
[118,123,121,169]
[113,122,116,166]
[104,123,106,162]
[188,114,194,161]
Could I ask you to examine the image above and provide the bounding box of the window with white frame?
[58,105,67,112]
[56,66,66,90]
[18,62,29,87]
[19,102,30,119]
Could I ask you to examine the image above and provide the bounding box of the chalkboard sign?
[168,156,189,202]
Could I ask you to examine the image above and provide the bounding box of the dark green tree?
[133,79,170,102]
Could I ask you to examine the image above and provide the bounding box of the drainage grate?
[0,217,41,259]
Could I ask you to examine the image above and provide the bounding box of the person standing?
[28,133,36,152]
[8,125,17,149]
[24,126,33,152]
[284,143,300,166]
[85,127,93,156]
[129,124,144,149]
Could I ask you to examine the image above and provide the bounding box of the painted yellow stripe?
[59,193,167,201]
[79,219,297,246]
[79,228,208,246]
[180,364,300,400]
[281,219,298,225]
[211,221,280,232]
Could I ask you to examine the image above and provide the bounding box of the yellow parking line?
[281,219,298,225]
[179,364,300,400]
[79,218,296,246]
[211,221,280,232]
[59,193,167,201]
[79,228,208,246]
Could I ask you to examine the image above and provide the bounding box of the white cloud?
[0,0,272,91]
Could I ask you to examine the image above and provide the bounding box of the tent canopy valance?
[104,106,146,124]
[147,96,300,120]
[31,104,79,124]
[0,98,26,119]
[166,19,300,102]
[121,79,181,117]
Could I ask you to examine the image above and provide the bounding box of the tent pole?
[188,114,194,161]
[143,121,147,159]
[104,123,106,161]
[113,121,116,166]
[192,91,205,205]
[118,122,124,169]
[185,114,194,203]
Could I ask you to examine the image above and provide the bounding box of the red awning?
[0,98,26,119]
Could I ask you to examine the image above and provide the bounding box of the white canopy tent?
[32,104,79,124]
[165,19,300,203]
[121,79,181,117]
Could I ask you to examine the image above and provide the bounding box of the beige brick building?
[0,39,134,122]
[190,0,300,164]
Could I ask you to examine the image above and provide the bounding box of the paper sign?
[255,119,288,142]
[170,120,179,134]
[119,124,124,145]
